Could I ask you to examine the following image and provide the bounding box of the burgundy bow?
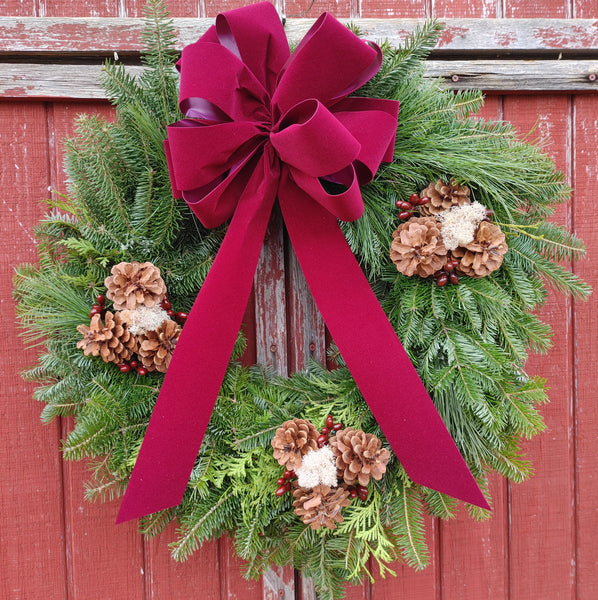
[117,2,488,523]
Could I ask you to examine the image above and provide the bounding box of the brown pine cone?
[77,311,138,364]
[105,261,167,310]
[452,221,508,278]
[330,428,391,487]
[390,216,447,277]
[292,484,351,530]
[419,179,471,216]
[271,419,319,471]
[137,319,181,373]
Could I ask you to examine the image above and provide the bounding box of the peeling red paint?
[495,31,518,47]
[439,26,471,47]
[534,25,598,49]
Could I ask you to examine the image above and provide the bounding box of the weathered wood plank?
[1,17,598,55]
[503,94,576,600]
[0,100,68,600]
[2,59,597,100]
[570,93,598,600]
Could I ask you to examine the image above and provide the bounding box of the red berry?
[117,362,126,368]
[91,303,103,311]
[119,364,131,373]
[161,299,172,310]
[326,415,334,428]
[284,482,291,492]
[409,193,420,205]
[332,423,343,431]
[449,273,459,285]
[167,309,175,317]
[96,294,105,305]
[137,366,148,376]
[283,470,294,480]
[398,211,412,220]
[349,489,358,498]
[175,312,188,324]
[444,262,454,272]
[277,477,285,485]
[437,274,449,287]
[358,490,368,500]
[129,360,138,368]
[396,200,412,211]
[357,485,368,494]
[321,427,329,435]
[275,485,287,497]
[419,196,430,205]
[317,434,328,446]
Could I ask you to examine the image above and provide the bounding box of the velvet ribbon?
[117,2,488,523]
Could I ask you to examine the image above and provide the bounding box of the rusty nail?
[270,344,277,353]
[451,74,459,82]
[309,342,316,352]
[278,590,285,598]
[589,73,596,82]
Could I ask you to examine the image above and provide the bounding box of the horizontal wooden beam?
[1,17,597,56]
[2,60,597,99]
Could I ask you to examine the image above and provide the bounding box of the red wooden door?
[2,1,597,599]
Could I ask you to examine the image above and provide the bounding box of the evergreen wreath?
[14,2,590,598]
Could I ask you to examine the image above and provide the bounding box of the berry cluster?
[434,257,461,287]
[117,358,147,376]
[159,293,188,325]
[395,193,430,220]
[89,294,107,318]
[275,415,369,500]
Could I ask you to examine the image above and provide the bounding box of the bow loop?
[272,13,382,115]
[270,99,360,178]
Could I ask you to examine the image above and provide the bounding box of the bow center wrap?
[117,2,488,524]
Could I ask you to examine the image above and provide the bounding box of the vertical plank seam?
[47,100,71,600]
[141,536,149,600]
[569,93,580,600]
[198,0,205,19]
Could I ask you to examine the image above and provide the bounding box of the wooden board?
[2,17,598,55]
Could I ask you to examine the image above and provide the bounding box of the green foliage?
[13,4,590,600]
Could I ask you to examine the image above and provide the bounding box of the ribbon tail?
[116,152,278,523]
[279,185,490,509]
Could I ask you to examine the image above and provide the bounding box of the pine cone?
[271,419,319,471]
[390,216,447,277]
[77,311,138,364]
[137,319,181,373]
[419,179,471,216]
[330,428,391,487]
[292,484,351,530]
[452,221,508,277]
[105,261,167,310]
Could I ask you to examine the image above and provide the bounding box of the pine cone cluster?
[419,179,471,216]
[390,216,447,277]
[329,427,391,486]
[137,319,181,373]
[272,419,319,470]
[391,181,508,281]
[105,261,166,310]
[292,484,351,530]
[77,261,184,375]
[77,311,138,363]
[452,221,508,277]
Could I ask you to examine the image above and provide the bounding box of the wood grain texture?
[571,93,598,600]
[433,0,496,18]
[505,0,569,18]
[5,17,598,55]
[0,101,67,600]
[504,93,576,600]
[5,60,598,101]
[43,0,119,18]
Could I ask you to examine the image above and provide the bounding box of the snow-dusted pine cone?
[137,318,181,373]
[271,419,319,471]
[330,428,391,487]
[77,311,138,364]
[292,484,351,530]
[390,216,447,277]
[452,221,508,277]
[105,261,167,310]
[419,179,471,216]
